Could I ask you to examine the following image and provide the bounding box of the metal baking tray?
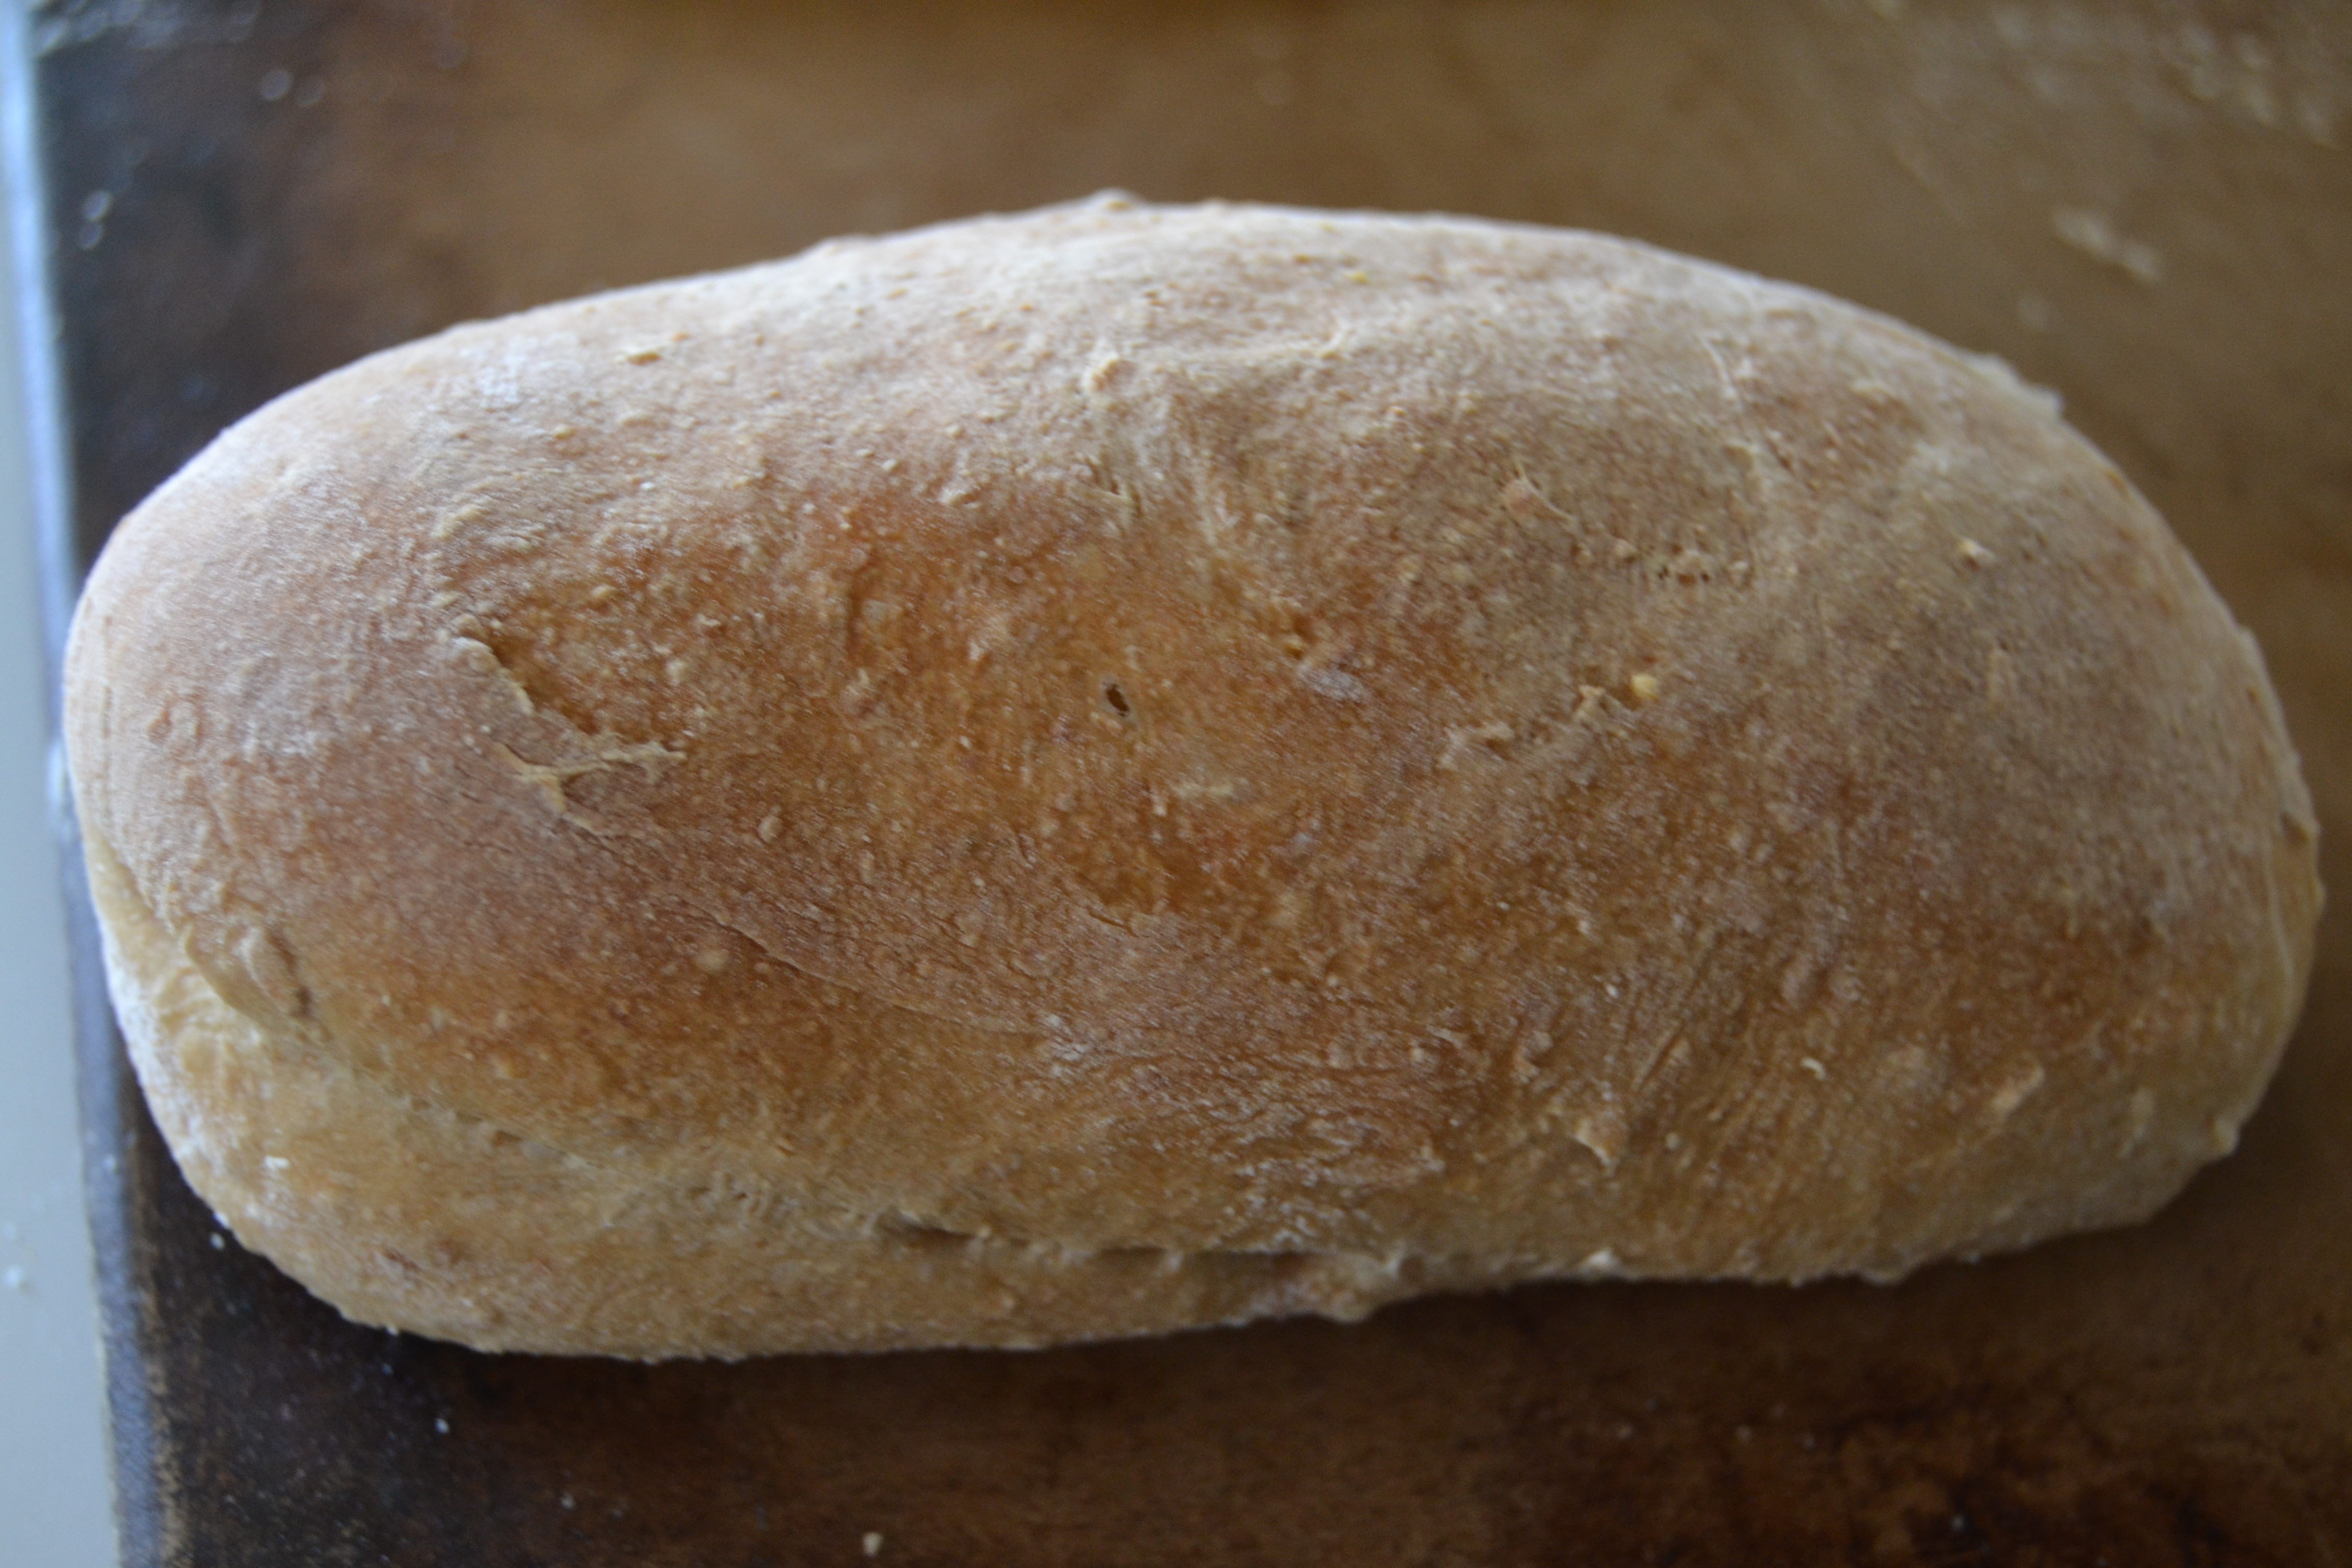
[33,2,2350,1561]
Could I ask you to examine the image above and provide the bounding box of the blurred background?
[9,2,2350,1563]
[0,2,109,1559]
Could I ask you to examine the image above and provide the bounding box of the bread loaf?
[64,198,2320,1357]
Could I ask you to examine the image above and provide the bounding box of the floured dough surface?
[65,199,2319,1356]
[90,826,1427,1355]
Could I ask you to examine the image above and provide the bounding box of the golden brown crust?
[65,199,2320,1356]
[88,824,1435,1355]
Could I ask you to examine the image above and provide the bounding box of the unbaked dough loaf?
[64,198,2320,1357]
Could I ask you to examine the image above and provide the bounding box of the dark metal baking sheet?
[35,3,2352,1562]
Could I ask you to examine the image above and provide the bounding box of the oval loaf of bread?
[65,198,2320,1357]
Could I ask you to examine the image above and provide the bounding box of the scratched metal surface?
[39,2,2350,1562]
